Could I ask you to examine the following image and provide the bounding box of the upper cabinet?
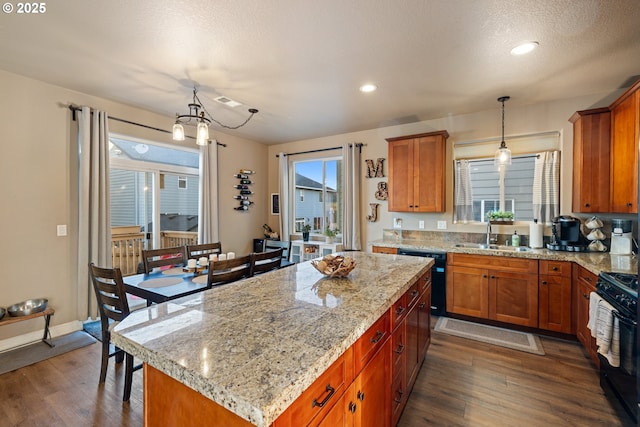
[386,131,448,212]
[610,82,639,213]
[570,108,611,213]
[570,80,639,214]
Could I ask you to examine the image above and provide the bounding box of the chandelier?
[172,87,259,146]
[494,96,512,167]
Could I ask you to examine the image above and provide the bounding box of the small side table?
[0,307,55,347]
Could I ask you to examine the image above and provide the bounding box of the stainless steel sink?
[454,243,530,252]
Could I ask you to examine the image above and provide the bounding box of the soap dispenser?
[512,230,520,247]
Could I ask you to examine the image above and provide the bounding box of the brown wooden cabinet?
[386,131,448,212]
[372,246,398,255]
[446,254,539,328]
[538,260,573,333]
[573,263,599,368]
[570,108,611,213]
[610,82,639,213]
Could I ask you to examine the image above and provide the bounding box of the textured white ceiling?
[1,0,639,143]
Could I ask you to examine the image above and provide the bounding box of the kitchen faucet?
[486,221,497,246]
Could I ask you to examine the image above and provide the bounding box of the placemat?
[161,267,186,276]
[138,277,182,288]
[192,275,208,285]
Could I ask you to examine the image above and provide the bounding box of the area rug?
[83,320,103,341]
[0,331,97,375]
[434,317,545,355]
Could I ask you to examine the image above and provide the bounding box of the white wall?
[0,70,268,342]
[266,89,628,247]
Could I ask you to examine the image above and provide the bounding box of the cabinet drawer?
[391,322,406,373]
[274,348,353,427]
[419,269,432,294]
[574,264,597,287]
[539,260,571,277]
[391,294,407,329]
[372,246,398,254]
[448,253,538,273]
[406,282,421,309]
[354,311,390,373]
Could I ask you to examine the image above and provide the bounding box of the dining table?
[122,266,210,305]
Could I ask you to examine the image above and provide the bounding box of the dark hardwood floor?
[0,320,631,426]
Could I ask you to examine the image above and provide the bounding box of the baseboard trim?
[0,320,83,353]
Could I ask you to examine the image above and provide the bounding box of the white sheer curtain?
[198,141,219,243]
[278,152,290,241]
[453,160,474,223]
[76,107,111,319]
[342,143,362,250]
[533,151,560,223]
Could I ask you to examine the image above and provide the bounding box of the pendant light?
[494,96,512,167]
[172,87,258,146]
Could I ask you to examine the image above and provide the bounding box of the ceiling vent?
[214,96,242,108]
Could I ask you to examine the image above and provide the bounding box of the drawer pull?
[312,384,335,408]
[552,266,558,271]
[541,281,548,285]
[419,302,426,310]
[584,203,590,207]
[394,389,404,404]
[411,290,419,298]
[370,330,385,344]
[583,293,589,300]
[394,343,405,354]
[357,390,365,401]
[395,305,405,316]
[349,401,357,413]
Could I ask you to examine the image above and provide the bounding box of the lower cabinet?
[573,263,599,368]
[539,260,572,333]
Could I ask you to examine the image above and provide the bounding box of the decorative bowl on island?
[311,254,356,277]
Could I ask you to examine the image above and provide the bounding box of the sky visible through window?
[296,160,337,189]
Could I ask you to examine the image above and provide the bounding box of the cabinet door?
[573,264,599,368]
[353,341,390,427]
[570,109,611,212]
[388,138,413,212]
[610,89,639,213]
[539,275,572,333]
[405,304,419,390]
[414,135,445,212]
[489,271,538,327]
[446,265,489,318]
[418,283,432,359]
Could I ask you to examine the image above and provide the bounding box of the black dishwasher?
[396,248,447,316]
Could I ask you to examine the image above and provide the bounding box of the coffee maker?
[548,216,584,251]
[610,219,633,255]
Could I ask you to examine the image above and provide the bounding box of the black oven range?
[595,271,637,426]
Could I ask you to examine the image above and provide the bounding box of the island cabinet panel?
[573,263,599,368]
[144,364,254,427]
[387,130,448,212]
[417,279,432,359]
[610,84,639,213]
[538,260,573,334]
[570,108,611,213]
[390,323,407,426]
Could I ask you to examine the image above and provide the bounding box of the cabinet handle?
[541,281,548,285]
[349,402,357,413]
[483,275,488,278]
[627,202,633,207]
[552,266,558,271]
[419,302,426,309]
[357,390,365,401]
[394,343,405,354]
[395,305,405,316]
[312,384,336,408]
[411,290,419,299]
[583,293,589,300]
[584,203,590,207]
[394,389,404,404]
[583,275,592,283]
[490,275,496,279]
[370,330,385,344]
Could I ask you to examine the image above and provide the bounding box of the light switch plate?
[393,218,402,229]
[419,221,425,229]
[57,224,67,236]
[437,221,447,230]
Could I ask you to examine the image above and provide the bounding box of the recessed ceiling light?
[511,41,539,55]
[359,84,377,93]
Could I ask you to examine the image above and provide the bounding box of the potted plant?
[325,227,339,244]
[503,211,514,221]
[301,224,311,242]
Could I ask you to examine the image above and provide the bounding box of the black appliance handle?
[612,310,637,327]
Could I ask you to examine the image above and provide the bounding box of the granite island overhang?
[111,251,433,427]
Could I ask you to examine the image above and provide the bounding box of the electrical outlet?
[419,220,425,229]
[437,220,447,230]
[57,224,67,236]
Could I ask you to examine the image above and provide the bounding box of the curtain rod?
[276,143,364,157]
[67,105,227,147]
[456,153,541,163]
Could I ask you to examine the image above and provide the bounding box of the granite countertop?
[369,238,637,276]
[111,252,432,427]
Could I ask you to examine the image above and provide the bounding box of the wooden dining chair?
[250,248,284,276]
[207,254,252,287]
[186,242,222,260]
[142,246,187,274]
[88,263,142,401]
[264,239,292,262]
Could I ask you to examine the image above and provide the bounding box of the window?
[292,157,342,233]
[109,135,199,249]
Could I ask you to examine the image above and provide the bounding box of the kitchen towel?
[529,221,544,248]
[588,292,620,367]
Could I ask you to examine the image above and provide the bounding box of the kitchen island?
[111,251,433,427]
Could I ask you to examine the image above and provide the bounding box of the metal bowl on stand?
[7,298,48,317]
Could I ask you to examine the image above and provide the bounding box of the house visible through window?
[292,157,342,233]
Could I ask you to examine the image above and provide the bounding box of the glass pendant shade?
[196,121,209,146]
[494,143,512,167]
[172,123,185,141]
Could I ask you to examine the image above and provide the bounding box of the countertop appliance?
[610,219,633,255]
[548,216,585,251]
[596,271,637,425]
[396,248,447,316]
